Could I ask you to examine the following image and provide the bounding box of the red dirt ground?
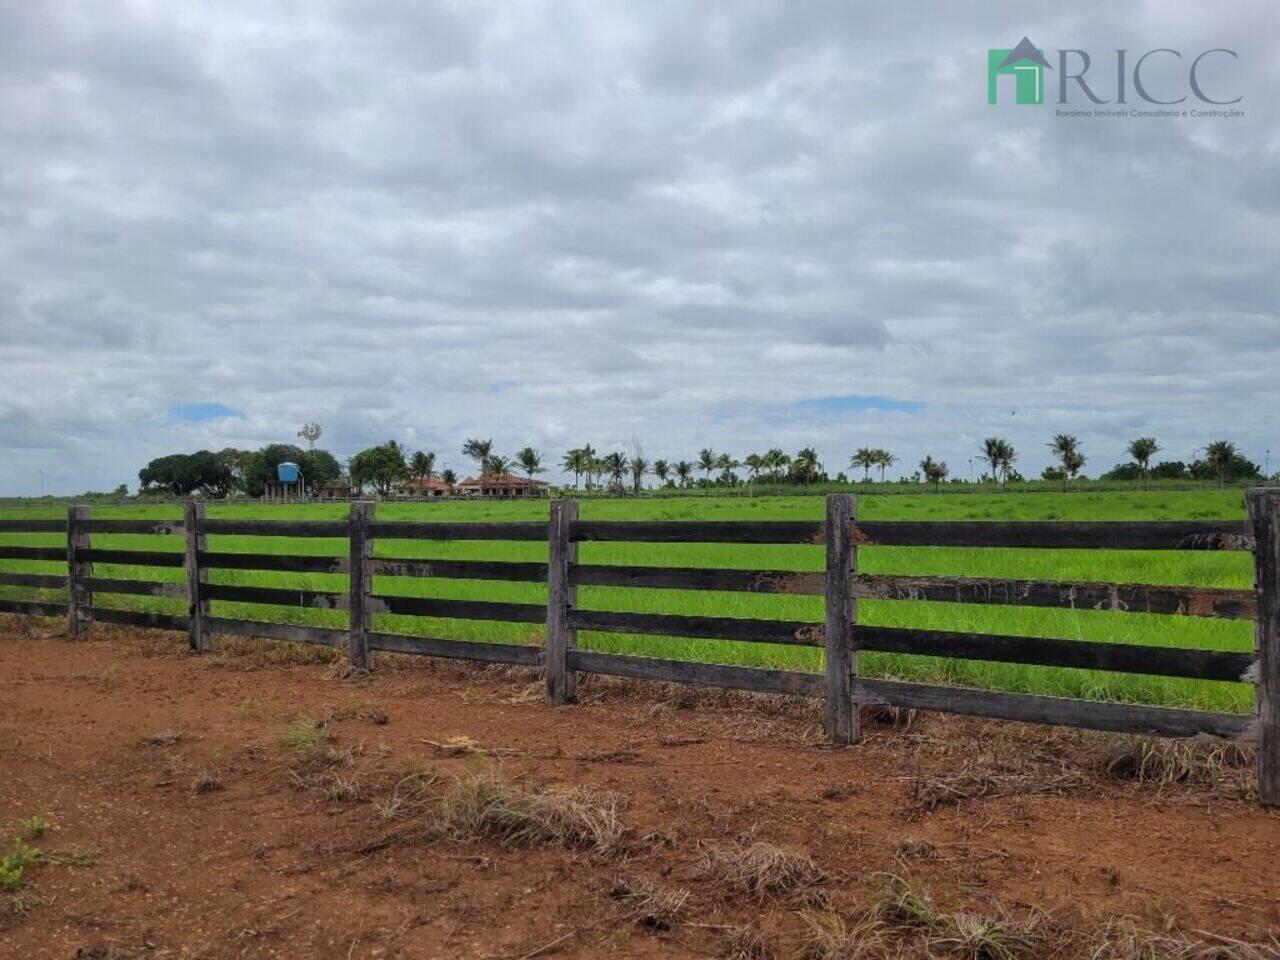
[2,617,1278,959]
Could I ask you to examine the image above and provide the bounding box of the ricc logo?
[988,36,1242,112]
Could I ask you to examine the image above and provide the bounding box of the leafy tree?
[1195,442,1260,486]
[242,444,308,497]
[1151,460,1190,480]
[441,468,457,491]
[920,455,949,491]
[299,449,342,494]
[715,452,740,484]
[763,448,791,482]
[462,438,493,477]
[349,441,409,496]
[1127,437,1159,487]
[516,446,544,481]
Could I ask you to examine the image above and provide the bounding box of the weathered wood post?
[66,504,92,637]
[546,498,579,704]
[824,493,858,744]
[1246,487,1280,805]
[183,500,208,652]
[348,500,373,671]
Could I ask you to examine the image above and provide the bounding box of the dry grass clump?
[1089,918,1280,960]
[140,730,184,748]
[373,769,439,820]
[720,923,780,960]
[609,875,689,931]
[432,768,629,857]
[1095,738,1255,798]
[698,838,828,902]
[190,769,224,795]
[905,738,1089,814]
[800,909,886,959]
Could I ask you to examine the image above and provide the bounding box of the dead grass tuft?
[190,770,224,795]
[799,909,886,959]
[1089,918,1280,960]
[432,768,629,857]
[905,741,1089,814]
[609,875,689,931]
[720,923,780,960]
[140,730,185,748]
[698,838,828,902]
[1095,738,1255,798]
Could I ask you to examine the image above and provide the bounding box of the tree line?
[135,429,1268,498]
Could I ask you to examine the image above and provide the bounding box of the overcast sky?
[1,1,1276,494]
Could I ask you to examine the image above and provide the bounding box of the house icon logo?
[988,37,1052,105]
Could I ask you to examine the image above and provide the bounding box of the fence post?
[65,504,92,637]
[183,500,207,652]
[824,493,858,744]
[1246,488,1280,805]
[546,498,579,704]
[348,500,373,671]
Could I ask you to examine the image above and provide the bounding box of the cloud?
[0,1,1275,494]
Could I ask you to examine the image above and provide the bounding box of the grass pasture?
[0,490,1257,713]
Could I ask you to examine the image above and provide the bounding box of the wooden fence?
[1,492,1277,804]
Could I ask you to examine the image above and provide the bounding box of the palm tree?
[561,448,586,490]
[982,437,1016,486]
[579,443,598,491]
[462,438,493,477]
[653,459,670,487]
[674,461,693,487]
[715,453,740,484]
[744,453,763,483]
[920,455,949,491]
[1127,437,1159,488]
[1204,440,1238,488]
[410,450,436,485]
[874,449,898,482]
[630,456,648,494]
[602,451,628,492]
[698,448,717,482]
[483,453,512,477]
[764,449,790,482]
[793,448,821,486]
[850,447,876,482]
[441,468,457,493]
[1048,434,1083,491]
[516,446,544,481]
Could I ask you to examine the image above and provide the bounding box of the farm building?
[398,476,452,497]
[316,481,353,500]
[456,473,551,499]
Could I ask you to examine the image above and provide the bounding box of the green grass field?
[0,490,1257,713]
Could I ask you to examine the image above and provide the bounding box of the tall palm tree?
[764,448,790,482]
[483,454,512,477]
[1204,440,1238,488]
[410,450,436,485]
[516,446,544,481]
[850,447,876,482]
[653,459,670,487]
[579,443,597,491]
[602,451,628,491]
[561,448,585,490]
[1048,434,1084,491]
[874,449,898,482]
[793,448,821,486]
[462,438,493,477]
[981,437,1016,486]
[697,448,717,482]
[1127,437,1159,488]
[674,461,693,487]
[920,455,948,491]
[716,453,740,484]
[744,453,763,483]
[441,468,457,492]
[630,455,648,494]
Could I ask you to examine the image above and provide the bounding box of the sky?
[1,1,1277,494]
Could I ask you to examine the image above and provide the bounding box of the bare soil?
[2,617,1278,959]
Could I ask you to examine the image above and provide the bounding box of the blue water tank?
[277,462,300,483]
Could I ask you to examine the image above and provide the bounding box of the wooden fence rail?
[0,491,1276,803]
